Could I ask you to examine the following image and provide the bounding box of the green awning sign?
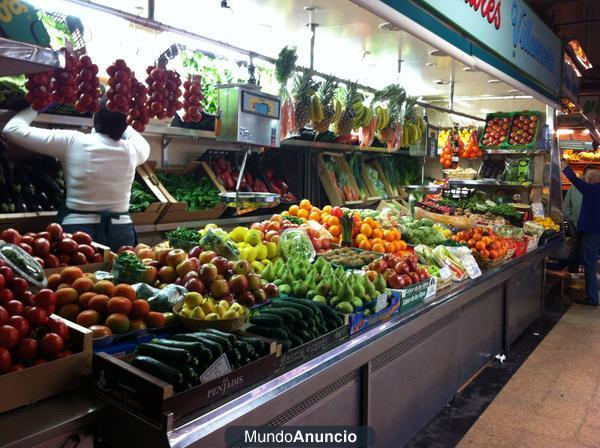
[0,0,50,47]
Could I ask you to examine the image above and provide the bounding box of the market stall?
[0,1,566,447]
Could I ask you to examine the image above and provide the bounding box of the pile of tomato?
[453,227,508,260]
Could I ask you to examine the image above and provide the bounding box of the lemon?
[241,246,257,262]
[229,226,249,243]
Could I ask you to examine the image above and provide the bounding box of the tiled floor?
[458,304,600,447]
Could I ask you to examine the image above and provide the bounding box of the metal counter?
[98,238,561,448]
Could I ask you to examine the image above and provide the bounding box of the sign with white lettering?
[403,0,562,94]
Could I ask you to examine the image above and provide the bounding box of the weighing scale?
[215,83,282,213]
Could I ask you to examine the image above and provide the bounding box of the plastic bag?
[147,284,187,312]
[504,157,533,182]
[199,228,239,260]
[279,228,316,262]
[133,283,159,300]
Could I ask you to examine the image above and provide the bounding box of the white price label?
[200,353,232,384]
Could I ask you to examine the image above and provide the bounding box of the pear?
[314,256,326,272]
[352,276,365,299]
[339,282,354,302]
[261,263,275,282]
[333,278,343,296]
[190,306,206,320]
[306,290,318,300]
[292,280,308,298]
[316,280,331,297]
[273,259,284,277]
[334,265,345,279]
[364,278,377,298]
[305,272,317,291]
[281,269,295,286]
[293,265,308,280]
[374,274,387,294]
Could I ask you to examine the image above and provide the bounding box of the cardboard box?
[277,325,349,370]
[0,319,92,413]
[349,292,400,334]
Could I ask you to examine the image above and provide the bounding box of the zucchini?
[193,332,233,353]
[172,334,223,358]
[202,329,236,344]
[293,320,309,330]
[250,314,284,327]
[234,335,266,354]
[247,325,289,340]
[288,334,303,347]
[151,338,213,363]
[234,340,256,359]
[268,306,302,321]
[229,347,242,363]
[282,298,324,321]
[260,308,296,324]
[131,356,184,386]
[313,302,340,320]
[272,300,314,319]
[294,329,312,343]
[325,319,338,332]
[136,343,192,365]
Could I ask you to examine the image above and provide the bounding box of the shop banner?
[562,53,581,105]
[579,96,600,127]
[402,0,562,94]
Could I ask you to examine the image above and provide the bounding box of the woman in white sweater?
[2,99,150,250]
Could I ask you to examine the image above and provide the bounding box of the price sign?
[200,353,232,384]
[0,0,50,46]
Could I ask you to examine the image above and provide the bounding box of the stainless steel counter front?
[98,239,561,448]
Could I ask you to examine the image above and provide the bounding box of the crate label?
[374,291,389,313]
[279,326,349,368]
[425,277,437,300]
[349,295,401,334]
[200,353,231,384]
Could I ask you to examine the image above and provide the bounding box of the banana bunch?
[331,99,343,123]
[375,106,390,131]
[309,95,324,123]
[351,100,373,129]
[402,115,425,147]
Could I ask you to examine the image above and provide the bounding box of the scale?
[215,83,282,213]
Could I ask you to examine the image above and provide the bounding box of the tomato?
[0,266,14,284]
[47,317,69,341]
[467,239,475,248]
[0,228,21,244]
[480,249,489,260]
[39,333,64,358]
[10,278,28,296]
[0,325,19,348]
[46,223,63,242]
[89,324,112,339]
[34,289,56,313]
[0,306,6,325]
[143,311,165,329]
[7,316,30,337]
[5,300,23,316]
[475,241,486,251]
[0,347,11,373]
[15,338,38,360]
[489,250,498,260]
[25,307,48,327]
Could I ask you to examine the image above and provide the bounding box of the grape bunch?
[182,75,203,122]
[127,75,150,132]
[106,59,133,114]
[145,65,182,119]
[49,50,78,106]
[25,72,53,112]
[74,55,100,114]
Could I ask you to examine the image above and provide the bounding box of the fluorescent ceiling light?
[429,49,448,57]
[487,79,500,84]
[425,62,436,67]
[557,129,575,135]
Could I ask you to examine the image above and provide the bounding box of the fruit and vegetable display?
[156,172,220,211]
[247,297,345,352]
[399,218,449,246]
[0,224,104,269]
[143,64,182,120]
[322,155,360,202]
[182,75,204,123]
[129,180,157,213]
[479,159,505,179]
[319,247,380,269]
[532,216,560,232]
[482,115,511,147]
[229,226,281,272]
[177,292,248,322]
[436,198,523,222]
[209,156,268,193]
[453,227,508,261]
[130,330,269,391]
[563,149,600,162]
[364,252,430,290]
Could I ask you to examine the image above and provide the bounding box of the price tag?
[439,265,453,282]
[200,353,231,384]
[374,292,388,313]
[531,202,545,219]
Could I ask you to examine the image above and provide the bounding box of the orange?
[112,284,137,301]
[383,230,395,242]
[311,206,321,213]
[393,240,403,252]
[329,225,341,237]
[372,229,383,239]
[371,221,381,229]
[372,243,385,253]
[297,209,309,219]
[271,214,283,223]
[308,212,320,221]
[322,205,332,214]
[372,237,384,246]
[300,199,312,210]
[384,242,395,253]
[391,229,401,240]
[289,205,300,216]
[365,217,376,226]
[355,234,368,244]
[399,240,407,250]
[327,215,340,226]
[358,240,372,251]
[360,223,372,237]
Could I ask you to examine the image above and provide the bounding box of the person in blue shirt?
[563,159,600,306]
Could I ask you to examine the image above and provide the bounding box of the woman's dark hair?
[93,97,127,140]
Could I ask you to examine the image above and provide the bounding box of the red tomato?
[0,325,19,348]
[0,347,11,372]
[5,300,23,316]
[39,333,64,358]
[33,289,56,313]
[331,206,343,218]
[0,273,6,290]
[15,337,38,360]
[25,307,48,327]
[7,316,30,337]
[0,267,14,284]
[0,306,6,325]
[10,278,28,296]
[0,289,14,305]
[47,316,69,341]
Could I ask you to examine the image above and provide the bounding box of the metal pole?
[309,24,318,70]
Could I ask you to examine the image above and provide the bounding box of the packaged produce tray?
[130,162,171,226]
[0,319,92,413]
[277,324,349,370]
[349,291,399,334]
[92,345,278,428]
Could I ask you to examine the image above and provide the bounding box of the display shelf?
[568,160,600,165]
[483,149,548,155]
[283,139,405,154]
[405,184,444,193]
[0,38,64,76]
[447,179,541,187]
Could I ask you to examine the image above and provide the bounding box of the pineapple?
[312,75,338,133]
[336,83,360,137]
[292,70,319,130]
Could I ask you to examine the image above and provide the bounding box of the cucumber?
[260,308,296,324]
[294,329,312,343]
[230,347,242,363]
[178,364,197,381]
[288,334,303,347]
[313,302,340,320]
[272,300,314,319]
[325,319,338,332]
[172,334,223,358]
[202,329,237,344]
[131,356,184,386]
[151,339,213,363]
[250,314,284,327]
[234,335,266,354]
[247,325,289,340]
[266,306,302,321]
[277,338,292,352]
[136,343,192,365]
[282,298,324,321]
[193,332,233,353]
[293,320,308,330]
[234,340,256,359]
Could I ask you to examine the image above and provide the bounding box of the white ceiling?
[30,0,546,119]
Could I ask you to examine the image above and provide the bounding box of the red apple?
[229,274,248,293]
[236,290,255,307]
[184,278,205,294]
[247,274,261,292]
[200,263,218,283]
[198,251,217,265]
[264,283,279,299]
[233,260,251,276]
[166,249,187,267]
[189,246,202,259]
[212,256,229,275]
[209,278,229,298]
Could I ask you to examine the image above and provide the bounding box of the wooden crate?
[0,319,92,413]
[156,161,227,224]
[131,162,170,226]
[360,161,385,201]
[317,153,363,206]
[369,159,396,198]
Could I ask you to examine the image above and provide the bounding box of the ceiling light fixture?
[425,62,436,67]
[462,67,479,72]
[557,129,575,135]
[429,49,448,57]
[379,22,402,31]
